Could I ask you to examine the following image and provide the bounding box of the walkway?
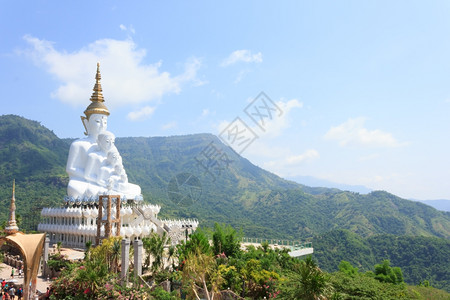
[0,248,85,296]
[0,263,49,295]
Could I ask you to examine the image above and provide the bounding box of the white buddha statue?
[66,63,141,200]
[84,131,117,183]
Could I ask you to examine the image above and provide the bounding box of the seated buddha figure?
[66,63,141,200]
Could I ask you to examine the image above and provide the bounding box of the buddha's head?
[81,62,110,138]
[97,131,115,153]
[106,149,122,166]
[82,114,108,138]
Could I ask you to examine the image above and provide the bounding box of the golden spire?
[83,62,110,119]
[5,179,19,235]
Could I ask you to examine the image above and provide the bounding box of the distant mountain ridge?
[288,176,450,212]
[1,114,450,241]
[414,199,450,212]
[287,175,372,194]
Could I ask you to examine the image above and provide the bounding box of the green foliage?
[374,259,404,285]
[89,236,122,272]
[217,264,242,293]
[212,223,241,258]
[418,280,431,287]
[176,228,211,264]
[407,285,450,300]
[47,253,71,272]
[150,286,179,300]
[314,230,450,292]
[45,222,450,299]
[279,256,329,300]
[330,271,408,300]
[182,249,222,300]
[339,260,358,277]
[242,258,281,299]
[142,231,170,273]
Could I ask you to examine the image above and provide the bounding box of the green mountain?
[0,115,69,230]
[1,114,450,241]
[313,229,450,291]
[2,114,450,291]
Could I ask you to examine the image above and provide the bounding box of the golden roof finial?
[5,179,19,235]
[83,62,110,119]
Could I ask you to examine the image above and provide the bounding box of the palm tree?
[143,232,171,274]
[282,256,329,300]
[84,240,92,260]
[167,245,176,270]
[56,241,62,254]
[110,239,121,273]
[182,249,223,300]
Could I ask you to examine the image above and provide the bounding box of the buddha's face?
[107,150,121,165]
[86,114,107,137]
[99,133,115,153]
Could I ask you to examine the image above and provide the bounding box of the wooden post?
[96,195,121,245]
[96,196,103,246]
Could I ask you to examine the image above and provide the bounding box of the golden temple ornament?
[83,62,110,119]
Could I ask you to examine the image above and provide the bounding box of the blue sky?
[1,1,450,200]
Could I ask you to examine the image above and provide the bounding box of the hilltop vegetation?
[313,229,450,291]
[0,115,68,229]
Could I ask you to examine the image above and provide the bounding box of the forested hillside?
[1,114,450,240]
[313,229,450,291]
[0,115,68,229]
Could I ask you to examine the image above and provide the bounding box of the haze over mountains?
[286,175,450,212]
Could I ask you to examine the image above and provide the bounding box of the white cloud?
[127,106,155,121]
[234,69,251,83]
[255,98,303,138]
[324,117,406,148]
[119,24,135,34]
[261,148,320,177]
[21,35,201,110]
[221,49,262,67]
[215,97,308,177]
[216,97,303,156]
[202,109,210,117]
[286,149,320,164]
[162,121,177,130]
[358,153,381,162]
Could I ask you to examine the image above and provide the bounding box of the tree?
[56,241,62,254]
[338,260,358,277]
[89,236,122,272]
[110,239,121,273]
[281,256,329,300]
[241,258,280,299]
[374,259,404,285]
[142,232,171,274]
[177,229,211,264]
[84,240,92,260]
[212,223,241,258]
[182,249,223,300]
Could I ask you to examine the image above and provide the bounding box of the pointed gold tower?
[5,179,19,235]
[83,62,110,119]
